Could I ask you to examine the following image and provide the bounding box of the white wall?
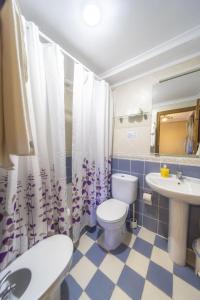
[112,56,200,157]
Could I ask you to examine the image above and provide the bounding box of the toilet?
[96,173,138,250]
[0,235,73,300]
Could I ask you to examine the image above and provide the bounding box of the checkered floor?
[61,226,200,300]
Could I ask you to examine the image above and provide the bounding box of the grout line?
[157,194,160,234]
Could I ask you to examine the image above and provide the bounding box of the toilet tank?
[112,173,138,204]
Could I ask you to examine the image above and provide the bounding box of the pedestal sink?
[145,173,200,266]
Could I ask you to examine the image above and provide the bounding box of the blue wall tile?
[135,212,143,226]
[164,163,178,174]
[131,173,144,190]
[143,179,153,191]
[111,158,118,170]
[159,207,169,223]
[158,221,168,238]
[145,161,160,174]
[159,195,169,209]
[131,160,144,174]
[180,165,200,179]
[135,200,144,214]
[143,204,158,220]
[151,192,159,206]
[143,215,157,233]
[111,169,118,175]
[118,159,130,173]
[188,205,200,248]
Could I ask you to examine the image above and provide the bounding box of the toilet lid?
[97,198,128,223]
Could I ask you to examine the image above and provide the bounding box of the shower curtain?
[72,63,113,242]
[0,22,69,270]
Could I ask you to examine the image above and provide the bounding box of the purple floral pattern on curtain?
[72,158,111,225]
[0,166,68,270]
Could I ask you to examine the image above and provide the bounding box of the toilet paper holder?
[143,192,152,206]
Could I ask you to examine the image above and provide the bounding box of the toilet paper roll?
[143,192,152,205]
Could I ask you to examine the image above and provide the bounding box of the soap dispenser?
[160,164,170,177]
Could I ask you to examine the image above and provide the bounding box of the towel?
[0,0,34,169]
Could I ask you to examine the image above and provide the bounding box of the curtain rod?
[38,30,102,82]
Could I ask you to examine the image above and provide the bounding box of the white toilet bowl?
[97,198,129,250]
[96,173,138,250]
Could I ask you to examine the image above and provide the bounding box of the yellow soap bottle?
[160,164,170,177]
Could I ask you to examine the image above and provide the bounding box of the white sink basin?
[146,173,200,205]
[145,173,200,266]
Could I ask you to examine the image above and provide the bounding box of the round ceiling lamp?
[83,4,101,26]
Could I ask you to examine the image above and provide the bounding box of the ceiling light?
[83,4,101,26]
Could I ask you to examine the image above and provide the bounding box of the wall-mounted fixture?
[117,108,149,123]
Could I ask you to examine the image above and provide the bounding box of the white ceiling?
[19,0,200,85]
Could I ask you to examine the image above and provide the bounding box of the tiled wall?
[112,157,200,248]
[66,156,72,183]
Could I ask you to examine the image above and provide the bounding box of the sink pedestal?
[168,198,189,266]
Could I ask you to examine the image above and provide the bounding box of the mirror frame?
[155,101,200,155]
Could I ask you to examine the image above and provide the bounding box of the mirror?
[151,69,200,156]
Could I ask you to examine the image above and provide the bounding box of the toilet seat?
[97,198,128,223]
[0,235,73,300]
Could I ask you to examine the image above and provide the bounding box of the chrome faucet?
[176,171,183,181]
[0,271,16,300]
